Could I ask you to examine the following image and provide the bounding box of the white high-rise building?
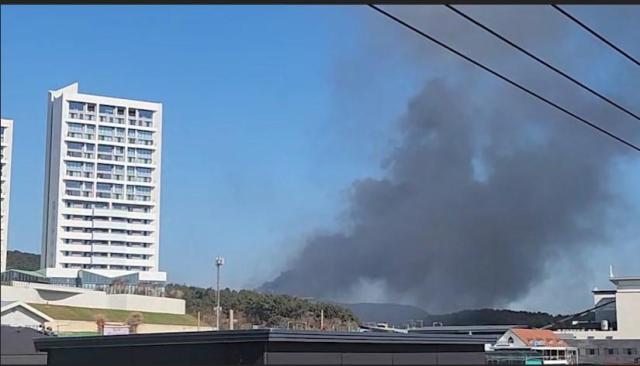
[42,83,165,282]
[1,118,14,273]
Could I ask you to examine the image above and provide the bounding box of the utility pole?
[215,256,224,330]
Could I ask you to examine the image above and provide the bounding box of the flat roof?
[35,329,493,351]
[410,325,525,332]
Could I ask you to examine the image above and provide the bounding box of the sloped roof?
[511,328,567,347]
[1,301,54,323]
[1,326,52,365]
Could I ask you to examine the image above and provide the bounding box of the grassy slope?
[29,303,199,326]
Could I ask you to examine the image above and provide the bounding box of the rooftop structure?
[490,328,578,364]
[1,118,14,273]
[555,272,640,340]
[1,326,52,366]
[41,83,165,283]
[35,329,489,365]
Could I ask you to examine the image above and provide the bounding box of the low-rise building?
[35,329,490,365]
[489,328,578,365]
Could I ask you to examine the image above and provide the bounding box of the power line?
[446,4,640,122]
[367,5,640,153]
[552,5,640,67]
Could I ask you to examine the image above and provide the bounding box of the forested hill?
[6,250,40,271]
[6,250,565,329]
[165,284,359,330]
[342,303,567,328]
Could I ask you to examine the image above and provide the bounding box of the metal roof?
[35,329,494,351]
[1,326,52,366]
[410,325,525,332]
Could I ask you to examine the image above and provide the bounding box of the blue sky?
[2,5,638,313]
[1,5,411,288]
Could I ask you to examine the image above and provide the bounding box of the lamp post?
[215,256,224,330]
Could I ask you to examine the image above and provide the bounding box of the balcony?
[128,138,154,146]
[61,231,92,240]
[127,157,153,165]
[97,154,125,162]
[127,195,151,202]
[96,173,124,181]
[68,112,97,121]
[67,132,94,140]
[127,176,152,183]
[67,170,93,178]
[96,192,123,199]
[60,256,91,265]
[65,190,93,198]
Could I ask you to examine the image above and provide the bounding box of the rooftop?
[35,328,494,351]
[511,328,567,347]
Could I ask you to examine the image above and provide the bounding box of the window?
[586,348,599,356]
[99,105,115,114]
[624,348,638,355]
[99,126,114,135]
[69,101,85,111]
[117,107,125,115]
[87,104,96,112]
[129,108,136,117]
[606,348,618,355]
[98,145,113,153]
[97,164,112,172]
[138,109,153,119]
[97,183,112,191]
[138,130,152,140]
[68,123,84,132]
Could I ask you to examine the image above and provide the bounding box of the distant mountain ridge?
[338,302,429,326]
[341,302,566,328]
[5,250,564,328]
[6,250,40,271]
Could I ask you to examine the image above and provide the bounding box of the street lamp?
[215,256,224,330]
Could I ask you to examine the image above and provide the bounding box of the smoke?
[262,6,639,312]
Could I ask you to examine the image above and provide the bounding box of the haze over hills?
[6,250,569,328]
[341,302,567,328]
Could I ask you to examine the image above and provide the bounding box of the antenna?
[609,265,614,278]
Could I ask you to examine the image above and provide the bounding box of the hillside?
[6,250,40,271]
[166,284,359,330]
[5,250,564,329]
[342,302,566,328]
[340,302,429,326]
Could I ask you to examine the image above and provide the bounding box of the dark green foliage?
[343,303,568,328]
[6,250,40,271]
[427,308,565,328]
[166,284,358,327]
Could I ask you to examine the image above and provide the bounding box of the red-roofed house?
[492,328,578,364]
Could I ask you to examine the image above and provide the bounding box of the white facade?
[555,275,640,340]
[41,83,165,281]
[1,301,53,328]
[1,118,14,273]
[1,283,184,314]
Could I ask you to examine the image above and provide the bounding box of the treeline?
[427,308,567,328]
[166,284,359,330]
[6,250,40,271]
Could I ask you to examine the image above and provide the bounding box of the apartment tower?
[42,83,165,282]
[1,118,14,272]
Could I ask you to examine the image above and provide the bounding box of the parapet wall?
[1,284,185,315]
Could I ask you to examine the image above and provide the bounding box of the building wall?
[1,284,185,314]
[46,319,211,335]
[566,338,640,365]
[1,118,14,273]
[41,83,165,280]
[1,308,47,328]
[616,289,640,339]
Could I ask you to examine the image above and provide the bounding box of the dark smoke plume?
[262,6,639,312]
